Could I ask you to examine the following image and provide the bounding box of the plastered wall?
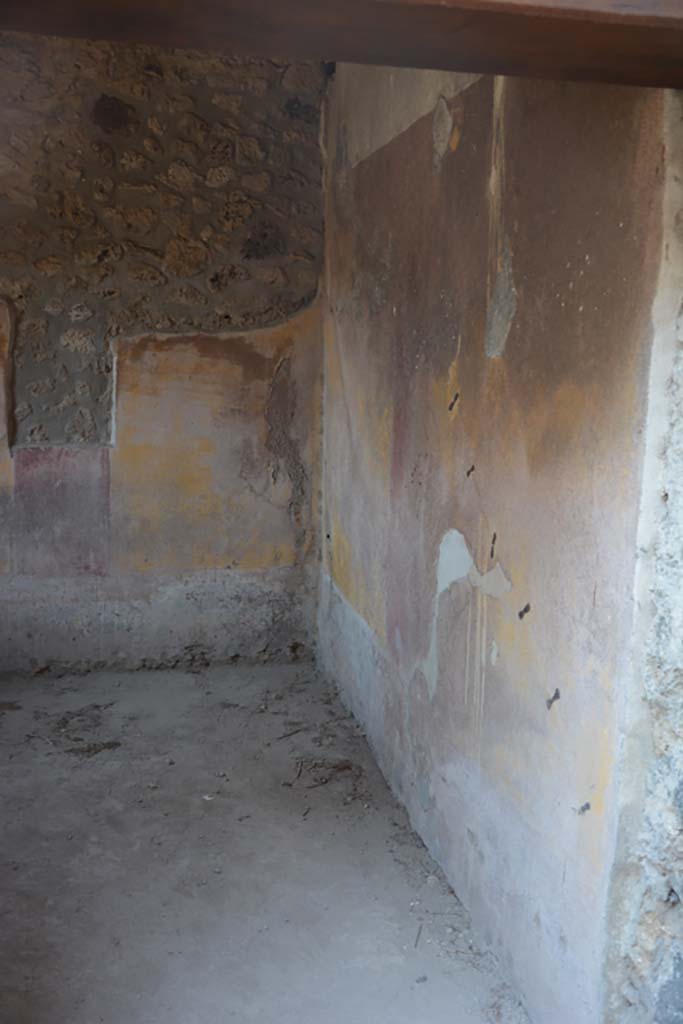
[319,66,673,1024]
[0,35,324,672]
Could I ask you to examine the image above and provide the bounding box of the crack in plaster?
[265,355,308,557]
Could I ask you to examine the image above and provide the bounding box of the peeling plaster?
[484,79,517,360]
[436,528,474,592]
[485,240,517,358]
[333,64,480,169]
[265,355,308,545]
[0,299,15,450]
[432,97,453,170]
[420,528,511,696]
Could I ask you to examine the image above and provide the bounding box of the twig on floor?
[282,759,305,787]
[24,732,56,747]
[275,727,307,741]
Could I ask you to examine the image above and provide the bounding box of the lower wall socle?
[2,568,311,675]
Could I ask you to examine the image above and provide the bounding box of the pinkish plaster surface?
[12,447,110,576]
[319,66,666,1024]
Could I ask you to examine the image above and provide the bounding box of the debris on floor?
[0,662,529,1024]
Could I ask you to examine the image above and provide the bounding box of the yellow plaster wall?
[111,306,321,575]
[321,66,665,1024]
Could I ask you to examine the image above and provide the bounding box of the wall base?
[318,573,601,1024]
[2,568,312,675]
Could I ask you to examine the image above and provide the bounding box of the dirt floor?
[0,662,529,1023]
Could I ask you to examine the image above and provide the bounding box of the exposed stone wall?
[0,32,324,445]
[0,34,324,672]
[606,90,683,1024]
[319,65,666,1024]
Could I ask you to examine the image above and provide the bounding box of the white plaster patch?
[436,528,473,593]
[435,527,511,606]
[336,64,481,169]
[420,529,511,696]
[432,97,453,170]
[485,240,517,359]
[469,562,511,599]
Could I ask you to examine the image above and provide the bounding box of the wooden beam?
[1,0,682,88]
